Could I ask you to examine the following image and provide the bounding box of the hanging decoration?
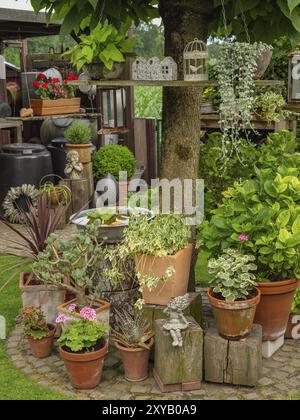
[3,184,39,224]
[132,57,178,81]
[183,39,209,82]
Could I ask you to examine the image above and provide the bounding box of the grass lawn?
[0,255,71,400]
[195,250,211,287]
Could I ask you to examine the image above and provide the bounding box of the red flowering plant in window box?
[30,73,81,116]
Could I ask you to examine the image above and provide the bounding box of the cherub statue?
[64,150,83,180]
[163,294,191,347]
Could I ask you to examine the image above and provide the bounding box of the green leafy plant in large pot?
[200,166,300,341]
[32,222,111,325]
[118,213,192,307]
[208,249,260,340]
[57,316,108,389]
[63,19,136,80]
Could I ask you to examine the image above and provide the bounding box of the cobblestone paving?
[6,294,300,401]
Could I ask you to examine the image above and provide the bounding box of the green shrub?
[92,145,136,181]
[291,288,300,315]
[65,121,92,145]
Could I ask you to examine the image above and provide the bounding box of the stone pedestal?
[153,317,203,393]
[204,325,262,387]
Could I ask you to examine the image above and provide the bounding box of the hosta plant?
[57,319,108,353]
[208,249,257,302]
[201,166,300,281]
[111,309,154,349]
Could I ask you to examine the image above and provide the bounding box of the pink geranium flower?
[68,303,77,312]
[55,314,69,324]
[80,307,97,321]
[239,233,249,242]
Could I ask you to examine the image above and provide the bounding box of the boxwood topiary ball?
[92,145,136,182]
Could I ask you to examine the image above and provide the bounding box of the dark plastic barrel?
[47,138,67,181]
[0,143,53,214]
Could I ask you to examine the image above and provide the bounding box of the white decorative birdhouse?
[184,39,209,82]
[132,57,149,80]
[148,57,161,80]
[160,57,178,81]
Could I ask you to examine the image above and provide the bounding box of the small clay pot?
[254,279,299,341]
[208,288,261,340]
[27,324,56,359]
[59,339,108,389]
[115,338,154,382]
[65,143,93,164]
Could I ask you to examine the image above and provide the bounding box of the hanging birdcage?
[183,39,209,82]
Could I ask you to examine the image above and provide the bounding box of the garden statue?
[163,294,191,347]
[64,150,83,180]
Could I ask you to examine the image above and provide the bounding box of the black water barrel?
[47,138,67,181]
[0,143,53,213]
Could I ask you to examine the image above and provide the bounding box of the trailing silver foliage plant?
[208,249,257,302]
[216,42,272,163]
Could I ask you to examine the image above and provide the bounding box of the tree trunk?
[159,0,213,291]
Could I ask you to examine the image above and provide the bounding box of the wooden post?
[61,178,89,219]
[153,317,203,392]
[204,325,262,387]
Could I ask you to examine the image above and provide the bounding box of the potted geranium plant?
[118,213,192,306]
[285,287,300,339]
[0,195,66,323]
[208,249,260,340]
[112,309,154,382]
[32,222,111,324]
[64,121,93,164]
[30,73,80,116]
[201,166,300,341]
[16,306,55,359]
[63,19,136,80]
[56,315,108,389]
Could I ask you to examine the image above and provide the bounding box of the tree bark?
[159,0,214,291]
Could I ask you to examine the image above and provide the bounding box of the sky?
[1,0,34,10]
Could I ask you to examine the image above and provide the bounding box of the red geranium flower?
[42,83,48,89]
[52,78,60,83]
[66,74,78,81]
[37,73,46,80]
[33,80,40,88]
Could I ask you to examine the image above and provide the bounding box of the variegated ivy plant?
[208,248,257,302]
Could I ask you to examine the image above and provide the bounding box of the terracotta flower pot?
[65,143,93,164]
[135,244,193,306]
[208,288,261,340]
[285,311,300,339]
[115,338,154,382]
[27,324,56,359]
[59,339,108,389]
[254,279,299,341]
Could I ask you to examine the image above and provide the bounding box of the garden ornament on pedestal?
[64,150,84,180]
[163,294,191,347]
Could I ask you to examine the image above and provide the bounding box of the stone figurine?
[64,150,83,180]
[163,294,191,347]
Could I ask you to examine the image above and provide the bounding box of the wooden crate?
[30,98,81,116]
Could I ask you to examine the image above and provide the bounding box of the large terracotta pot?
[59,339,108,389]
[208,288,261,340]
[254,279,299,341]
[115,338,154,382]
[135,244,193,306]
[285,311,300,339]
[65,143,93,164]
[20,272,65,324]
[27,324,56,359]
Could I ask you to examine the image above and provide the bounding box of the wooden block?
[62,179,89,219]
[154,317,203,392]
[204,325,262,387]
[144,292,203,332]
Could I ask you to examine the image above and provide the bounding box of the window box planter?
[30,98,81,116]
[19,272,66,324]
[134,244,193,306]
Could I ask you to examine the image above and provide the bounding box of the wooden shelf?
[98,127,129,135]
[6,112,101,122]
[70,80,284,88]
